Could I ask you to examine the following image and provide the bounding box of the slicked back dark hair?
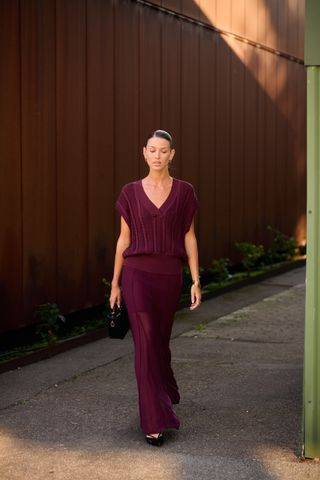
[145,129,173,149]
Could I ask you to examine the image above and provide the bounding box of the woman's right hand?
[109,283,121,310]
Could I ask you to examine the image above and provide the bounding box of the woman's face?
[143,137,175,172]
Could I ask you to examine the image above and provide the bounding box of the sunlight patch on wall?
[195,0,303,126]
[295,214,307,246]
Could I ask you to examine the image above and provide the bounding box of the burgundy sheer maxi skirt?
[121,254,183,435]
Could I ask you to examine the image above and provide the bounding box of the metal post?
[304,0,320,460]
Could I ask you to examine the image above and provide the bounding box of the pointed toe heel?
[145,432,164,446]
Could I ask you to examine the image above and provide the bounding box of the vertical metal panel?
[0,0,22,332]
[139,4,161,146]
[114,0,139,187]
[229,38,245,248]
[245,0,258,41]
[277,0,288,54]
[161,0,181,13]
[286,59,296,236]
[264,51,277,233]
[216,0,232,31]
[265,0,278,51]
[56,0,88,311]
[296,64,307,241]
[244,42,258,242]
[20,0,57,325]
[180,21,200,185]
[198,0,216,25]
[289,61,305,242]
[256,49,267,244]
[215,35,231,257]
[298,0,305,60]
[287,0,299,58]
[199,27,216,260]
[87,0,115,305]
[231,0,245,38]
[161,13,182,170]
[181,0,201,19]
[257,0,267,47]
[275,56,288,235]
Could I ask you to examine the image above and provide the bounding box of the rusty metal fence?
[0,0,306,332]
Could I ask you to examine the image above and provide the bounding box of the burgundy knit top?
[115,177,199,271]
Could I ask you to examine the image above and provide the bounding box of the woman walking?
[110,129,201,446]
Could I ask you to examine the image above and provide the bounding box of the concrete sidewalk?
[0,266,318,479]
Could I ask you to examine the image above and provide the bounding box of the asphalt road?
[1,266,319,480]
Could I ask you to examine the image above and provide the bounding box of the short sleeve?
[115,186,131,229]
[183,185,199,234]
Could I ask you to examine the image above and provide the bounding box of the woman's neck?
[144,171,172,185]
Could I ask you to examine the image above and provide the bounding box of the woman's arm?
[110,216,131,308]
[184,218,201,310]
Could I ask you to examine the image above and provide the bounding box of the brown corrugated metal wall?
[0,0,306,332]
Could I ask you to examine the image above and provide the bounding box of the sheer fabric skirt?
[121,254,183,435]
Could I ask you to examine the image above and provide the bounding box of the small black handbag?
[107,301,130,339]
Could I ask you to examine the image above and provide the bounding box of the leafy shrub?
[265,225,298,263]
[234,242,265,274]
[209,258,231,284]
[34,303,65,344]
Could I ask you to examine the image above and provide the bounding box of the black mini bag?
[107,302,130,339]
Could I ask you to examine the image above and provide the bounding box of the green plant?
[266,225,299,263]
[234,241,265,274]
[195,322,207,332]
[209,258,231,284]
[33,303,65,344]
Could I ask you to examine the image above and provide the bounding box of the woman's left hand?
[190,284,201,310]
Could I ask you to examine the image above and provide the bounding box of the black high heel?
[145,432,164,446]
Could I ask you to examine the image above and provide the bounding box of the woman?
[110,129,201,446]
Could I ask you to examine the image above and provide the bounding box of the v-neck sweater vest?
[115,177,199,273]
